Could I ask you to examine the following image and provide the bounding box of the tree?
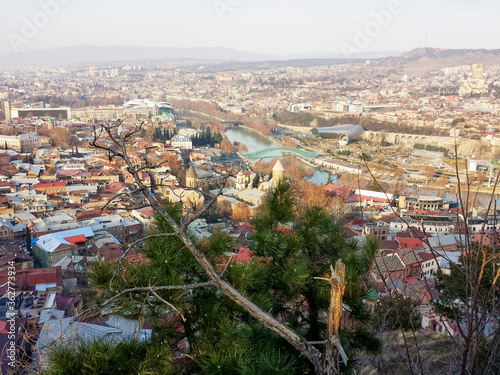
[434,243,500,375]
[294,180,334,213]
[476,172,486,185]
[220,137,235,154]
[253,184,380,372]
[253,161,271,175]
[231,202,251,222]
[367,179,383,192]
[283,138,299,148]
[237,142,248,153]
[359,153,371,162]
[79,123,380,375]
[51,127,74,148]
[422,166,436,183]
[437,174,448,186]
[373,293,420,332]
[46,338,174,375]
[394,168,405,179]
[217,199,233,219]
[252,173,260,188]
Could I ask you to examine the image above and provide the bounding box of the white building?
[0,133,41,152]
[289,103,312,112]
[315,158,364,174]
[332,101,364,114]
[171,135,192,150]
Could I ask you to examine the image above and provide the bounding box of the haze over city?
[1,0,499,57]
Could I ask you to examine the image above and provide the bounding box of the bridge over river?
[239,147,320,161]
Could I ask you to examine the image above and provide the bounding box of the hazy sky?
[0,0,498,56]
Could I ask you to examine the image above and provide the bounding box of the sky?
[0,0,498,56]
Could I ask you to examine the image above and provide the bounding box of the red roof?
[34,181,66,189]
[234,247,253,264]
[405,278,420,284]
[324,184,351,197]
[64,235,86,244]
[418,252,438,262]
[0,321,8,334]
[26,267,62,285]
[396,237,424,249]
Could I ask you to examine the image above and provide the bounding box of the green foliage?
[414,143,448,154]
[81,182,379,375]
[239,350,298,375]
[191,127,220,147]
[414,143,425,150]
[255,179,295,227]
[252,183,380,370]
[46,338,174,375]
[359,153,371,162]
[252,173,260,188]
[367,179,383,192]
[380,140,391,147]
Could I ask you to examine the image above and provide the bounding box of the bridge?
[240,147,320,161]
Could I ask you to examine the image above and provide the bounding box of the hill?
[0,45,399,68]
[380,48,500,75]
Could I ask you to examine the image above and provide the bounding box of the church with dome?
[258,159,285,191]
[459,63,488,97]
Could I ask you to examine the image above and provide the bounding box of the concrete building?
[32,227,96,268]
[3,101,11,122]
[0,133,41,153]
[363,223,389,240]
[315,158,364,174]
[332,100,363,114]
[171,135,192,149]
[11,107,71,120]
[399,195,444,211]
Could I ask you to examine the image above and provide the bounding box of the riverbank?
[229,124,280,146]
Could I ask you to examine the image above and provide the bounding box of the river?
[225,126,333,185]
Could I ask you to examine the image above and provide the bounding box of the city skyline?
[1,0,499,57]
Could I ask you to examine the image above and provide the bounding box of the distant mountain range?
[1,46,499,71]
[0,45,400,67]
[379,48,500,74]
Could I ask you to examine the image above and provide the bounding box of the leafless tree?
[362,142,500,375]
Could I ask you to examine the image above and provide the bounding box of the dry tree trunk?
[315,261,348,375]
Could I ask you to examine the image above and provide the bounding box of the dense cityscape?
[0,2,500,374]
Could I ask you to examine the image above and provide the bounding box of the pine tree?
[83,181,379,374]
[252,173,260,188]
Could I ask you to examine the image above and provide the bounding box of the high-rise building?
[89,66,96,77]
